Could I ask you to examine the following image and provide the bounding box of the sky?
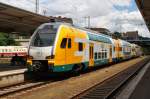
[0,0,150,37]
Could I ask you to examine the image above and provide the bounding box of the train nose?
[30,61,49,72]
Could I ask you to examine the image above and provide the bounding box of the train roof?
[86,32,112,44]
[40,22,135,45]
[121,40,131,46]
[54,23,112,44]
[58,23,112,44]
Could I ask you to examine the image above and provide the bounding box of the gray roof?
[0,2,50,33]
[136,0,150,32]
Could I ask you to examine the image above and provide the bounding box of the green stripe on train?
[53,59,109,72]
[53,62,89,72]
[94,59,109,66]
[27,60,109,72]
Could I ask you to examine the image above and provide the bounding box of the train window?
[103,52,105,58]
[78,42,83,51]
[105,52,107,58]
[61,38,67,48]
[98,52,101,59]
[94,53,97,59]
[102,52,104,59]
[104,52,106,58]
[68,38,71,48]
[123,47,125,52]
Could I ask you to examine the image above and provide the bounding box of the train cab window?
[61,38,67,48]
[78,42,83,51]
[30,24,59,47]
[94,53,97,59]
[68,38,71,48]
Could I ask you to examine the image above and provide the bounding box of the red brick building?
[122,31,139,40]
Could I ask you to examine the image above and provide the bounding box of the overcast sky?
[0,0,150,37]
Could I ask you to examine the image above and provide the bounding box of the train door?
[114,40,119,59]
[56,38,67,65]
[66,28,75,64]
[109,45,113,63]
[89,43,94,66]
[55,28,67,65]
[118,41,121,58]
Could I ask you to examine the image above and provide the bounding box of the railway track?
[0,79,53,98]
[0,57,149,98]
[0,72,69,98]
[72,57,150,99]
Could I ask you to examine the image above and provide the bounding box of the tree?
[113,32,122,39]
[0,32,7,45]
[0,32,20,46]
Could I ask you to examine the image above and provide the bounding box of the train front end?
[27,23,59,72]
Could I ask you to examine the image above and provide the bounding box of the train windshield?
[30,24,58,47]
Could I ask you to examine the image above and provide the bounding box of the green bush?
[0,32,20,46]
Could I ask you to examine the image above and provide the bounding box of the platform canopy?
[0,2,51,33]
[136,0,150,31]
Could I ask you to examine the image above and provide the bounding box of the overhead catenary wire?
[27,0,49,15]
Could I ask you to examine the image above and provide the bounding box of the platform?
[0,68,26,88]
[0,68,26,77]
[116,60,150,99]
[129,61,150,99]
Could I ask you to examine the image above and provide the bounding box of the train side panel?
[93,41,111,66]
[112,39,121,62]
[87,32,112,66]
[53,25,88,72]
[27,22,142,73]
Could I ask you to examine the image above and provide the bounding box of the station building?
[122,31,139,40]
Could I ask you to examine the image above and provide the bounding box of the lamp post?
[35,0,39,14]
[84,16,90,28]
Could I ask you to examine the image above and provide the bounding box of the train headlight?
[46,55,55,59]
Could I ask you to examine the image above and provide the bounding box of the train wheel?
[71,64,83,76]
